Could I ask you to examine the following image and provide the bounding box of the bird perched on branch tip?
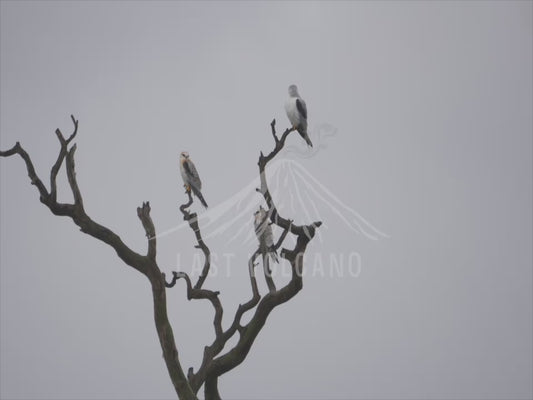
[285,84,313,147]
[179,151,208,208]
[254,205,279,263]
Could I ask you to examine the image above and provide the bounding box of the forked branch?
[0,117,197,400]
[1,115,321,400]
[200,119,321,391]
[165,119,321,398]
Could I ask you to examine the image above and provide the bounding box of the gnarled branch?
[200,120,321,386]
[50,114,78,201]
[180,191,211,289]
[0,141,50,202]
[137,201,157,261]
[2,115,322,400]
[0,118,197,400]
[260,120,322,236]
[164,270,223,339]
[177,119,321,397]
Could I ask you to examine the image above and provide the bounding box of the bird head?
[288,84,299,97]
[180,151,190,160]
[254,205,266,221]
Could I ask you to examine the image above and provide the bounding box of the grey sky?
[1,1,532,399]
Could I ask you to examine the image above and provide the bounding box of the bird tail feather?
[191,186,208,208]
[299,130,313,147]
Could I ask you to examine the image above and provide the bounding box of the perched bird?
[179,151,208,208]
[254,205,279,263]
[285,84,313,147]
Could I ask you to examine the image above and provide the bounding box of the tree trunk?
[205,377,221,400]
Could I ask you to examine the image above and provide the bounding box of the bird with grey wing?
[285,84,313,147]
[254,205,279,263]
[179,151,208,208]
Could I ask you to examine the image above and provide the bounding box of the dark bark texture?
[1,116,321,399]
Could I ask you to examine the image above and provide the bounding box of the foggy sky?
[1,1,532,399]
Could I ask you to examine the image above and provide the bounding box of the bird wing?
[263,223,275,248]
[183,159,202,191]
[296,98,307,120]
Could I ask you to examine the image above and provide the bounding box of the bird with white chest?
[285,84,313,147]
[179,151,208,208]
[254,205,279,263]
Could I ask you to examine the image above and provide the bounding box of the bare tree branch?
[1,115,321,400]
[204,377,221,400]
[270,118,280,144]
[65,144,85,209]
[187,120,321,397]
[262,254,276,293]
[50,115,78,201]
[179,191,212,289]
[165,271,223,339]
[137,201,157,260]
[0,118,197,400]
[187,249,262,394]
[259,119,322,236]
[0,142,50,201]
[199,119,321,391]
[179,190,194,213]
[274,221,292,251]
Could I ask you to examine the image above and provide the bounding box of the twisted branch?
[179,191,211,289]
[50,115,78,201]
[186,249,262,394]
[174,190,222,338]
[0,142,50,202]
[182,119,321,397]
[199,120,321,386]
[1,117,197,400]
[164,271,223,340]
[259,120,322,237]
[137,201,157,261]
[2,115,322,400]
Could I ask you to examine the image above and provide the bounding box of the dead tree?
[0,115,321,399]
